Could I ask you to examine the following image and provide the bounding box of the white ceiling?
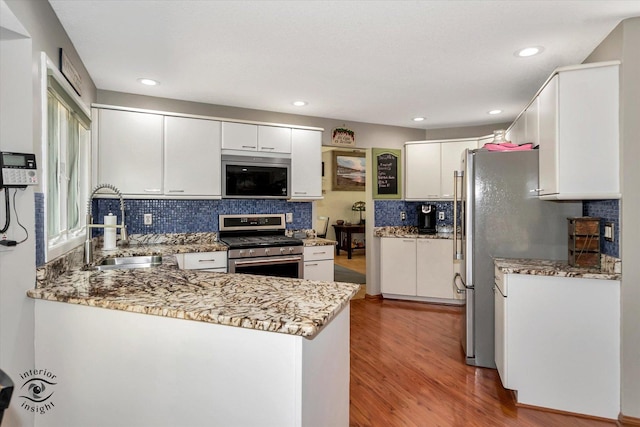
[48,0,640,130]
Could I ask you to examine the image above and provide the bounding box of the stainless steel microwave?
[221,155,290,199]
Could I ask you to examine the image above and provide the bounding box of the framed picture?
[332,150,365,191]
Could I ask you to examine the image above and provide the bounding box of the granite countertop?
[30,234,359,338]
[301,237,337,246]
[494,257,621,280]
[374,226,454,240]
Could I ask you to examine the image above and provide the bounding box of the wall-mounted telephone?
[1,152,38,188]
[1,152,37,245]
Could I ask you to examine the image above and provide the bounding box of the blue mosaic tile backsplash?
[375,200,455,227]
[93,198,313,235]
[583,199,619,257]
[35,192,45,267]
[34,193,619,265]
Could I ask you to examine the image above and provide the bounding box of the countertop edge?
[494,257,621,281]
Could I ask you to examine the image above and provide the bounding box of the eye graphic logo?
[18,369,57,415]
[22,378,55,403]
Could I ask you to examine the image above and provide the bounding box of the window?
[43,54,91,261]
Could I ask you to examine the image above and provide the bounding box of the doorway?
[317,147,367,287]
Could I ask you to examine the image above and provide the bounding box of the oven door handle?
[233,256,303,267]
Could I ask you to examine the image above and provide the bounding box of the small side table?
[332,224,365,259]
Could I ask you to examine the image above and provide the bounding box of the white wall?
[1,1,97,426]
[584,16,640,421]
[0,3,35,427]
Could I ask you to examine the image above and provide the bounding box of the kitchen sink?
[93,255,163,271]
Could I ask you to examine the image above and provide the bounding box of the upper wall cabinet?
[537,63,619,200]
[221,122,291,154]
[508,62,620,200]
[405,138,478,200]
[95,108,222,198]
[97,109,164,195]
[164,116,221,197]
[290,129,322,200]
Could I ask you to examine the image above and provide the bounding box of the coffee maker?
[417,204,437,234]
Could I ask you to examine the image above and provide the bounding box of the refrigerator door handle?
[453,170,463,260]
[454,272,471,292]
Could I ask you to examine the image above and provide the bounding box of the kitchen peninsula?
[29,237,358,427]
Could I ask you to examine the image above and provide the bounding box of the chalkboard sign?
[373,148,401,199]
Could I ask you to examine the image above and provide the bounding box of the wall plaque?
[331,127,355,147]
[373,148,401,199]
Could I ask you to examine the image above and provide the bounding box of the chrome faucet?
[84,184,129,266]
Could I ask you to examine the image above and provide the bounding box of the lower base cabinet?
[380,237,462,303]
[494,270,620,419]
[303,246,335,281]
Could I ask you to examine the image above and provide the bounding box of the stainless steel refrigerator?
[453,149,581,368]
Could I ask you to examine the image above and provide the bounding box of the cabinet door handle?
[242,145,257,149]
[306,263,319,267]
[260,146,275,150]
[198,259,218,263]
[294,191,307,195]
[168,189,185,193]
[402,239,414,243]
[144,189,161,193]
[529,188,544,193]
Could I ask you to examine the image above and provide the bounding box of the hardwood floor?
[349,298,615,427]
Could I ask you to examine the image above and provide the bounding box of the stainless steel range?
[219,214,304,278]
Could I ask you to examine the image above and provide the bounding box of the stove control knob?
[249,249,255,255]
[264,248,270,255]
[238,250,245,256]
[280,247,285,254]
[289,247,294,253]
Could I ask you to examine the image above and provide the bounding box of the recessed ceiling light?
[488,109,503,115]
[138,78,159,86]
[292,101,307,107]
[412,117,425,122]
[515,46,544,57]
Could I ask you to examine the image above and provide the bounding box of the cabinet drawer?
[304,259,334,281]
[304,246,334,261]
[182,252,227,270]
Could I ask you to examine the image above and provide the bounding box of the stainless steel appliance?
[453,149,581,368]
[219,214,303,278]
[221,155,290,199]
[417,204,437,234]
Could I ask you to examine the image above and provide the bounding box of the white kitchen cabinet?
[380,238,417,296]
[405,139,478,200]
[97,109,163,195]
[494,269,620,419]
[175,251,227,272]
[524,98,539,146]
[404,142,441,200]
[290,129,322,200]
[222,122,291,154]
[416,239,455,299]
[258,125,291,154]
[164,117,221,197]
[535,63,620,199]
[439,139,478,198]
[303,245,334,281]
[221,122,258,151]
[381,237,460,303]
[508,114,526,145]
